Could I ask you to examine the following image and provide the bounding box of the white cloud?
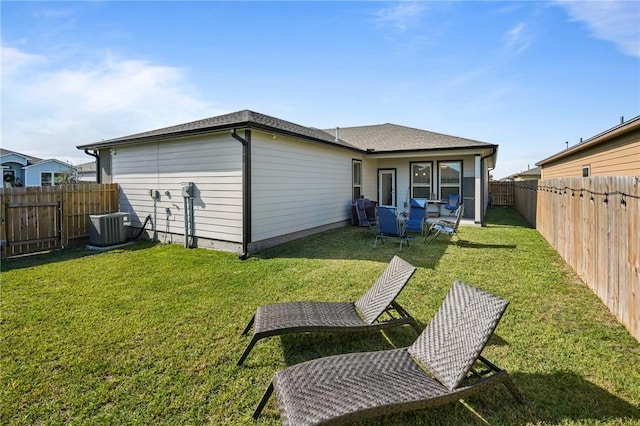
[556,0,640,57]
[374,2,427,31]
[1,45,219,165]
[504,22,533,56]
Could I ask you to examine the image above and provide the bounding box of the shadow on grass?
[457,241,517,249]
[506,371,640,424]
[1,240,158,272]
[255,226,448,270]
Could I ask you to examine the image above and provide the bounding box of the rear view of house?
[77,110,497,257]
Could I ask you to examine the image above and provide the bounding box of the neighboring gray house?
[1,148,77,187]
[76,161,97,182]
[77,110,497,257]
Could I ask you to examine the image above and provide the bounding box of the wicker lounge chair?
[253,281,525,425]
[237,256,420,366]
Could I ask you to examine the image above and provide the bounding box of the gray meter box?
[181,182,194,197]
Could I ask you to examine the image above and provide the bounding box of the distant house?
[1,148,78,187]
[537,116,640,178]
[76,161,97,182]
[502,166,541,182]
[77,109,498,256]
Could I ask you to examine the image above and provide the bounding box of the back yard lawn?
[2,207,639,425]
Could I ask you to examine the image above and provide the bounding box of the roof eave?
[537,115,640,167]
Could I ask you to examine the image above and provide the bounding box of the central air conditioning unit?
[89,212,130,247]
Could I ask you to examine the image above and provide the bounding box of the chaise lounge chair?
[253,280,525,425]
[237,256,420,366]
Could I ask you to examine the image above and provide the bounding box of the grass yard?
[1,207,639,425]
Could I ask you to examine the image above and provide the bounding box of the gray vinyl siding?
[251,132,352,242]
[112,134,243,244]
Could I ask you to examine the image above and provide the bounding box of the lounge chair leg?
[241,315,256,336]
[253,382,274,420]
[237,335,260,366]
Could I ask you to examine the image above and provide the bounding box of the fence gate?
[4,200,62,257]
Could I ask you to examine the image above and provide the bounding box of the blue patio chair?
[444,194,460,216]
[405,198,427,233]
[375,206,412,251]
[425,205,464,246]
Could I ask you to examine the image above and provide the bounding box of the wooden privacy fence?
[514,180,538,227]
[489,181,514,206]
[536,176,640,342]
[1,184,120,258]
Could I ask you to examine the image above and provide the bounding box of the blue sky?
[2,1,639,179]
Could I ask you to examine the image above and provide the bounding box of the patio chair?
[404,198,427,233]
[425,205,464,246]
[253,281,525,425]
[374,206,413,251]
[444,194,460,216]
[354,198,377,234]
[237,256,420,366]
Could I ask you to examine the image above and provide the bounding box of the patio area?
[2,207,639,425]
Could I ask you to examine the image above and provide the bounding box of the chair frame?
[425,204,464,245]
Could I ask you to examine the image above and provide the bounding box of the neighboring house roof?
[324,123,495,152]
[502,166,541,181]
[0,148,43,165]
[76,161,97,172]
[77,109,497,157]
[537,115,640,167]
[23,158,77,171]
[78,110,359,151]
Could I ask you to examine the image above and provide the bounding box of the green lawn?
[2,207,639,425]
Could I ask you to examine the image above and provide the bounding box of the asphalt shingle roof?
[77,109,496,154]
[78,110,358,150]
[327,123,494,152]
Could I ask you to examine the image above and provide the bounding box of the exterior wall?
[541,131,640,178]
[375,154,479,220]
[110,134,244,251]
[23,161,76,187]
[250,131,353,243]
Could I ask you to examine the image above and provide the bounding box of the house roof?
[77,109,497,158]
[77,110,359,151]
[537,115,640,167]
[0,148,43,164]
[324,123,496,152]
[502,166,541,181]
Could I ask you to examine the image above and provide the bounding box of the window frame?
[582,165,590,177]
[352,159,362,201]
[437,160,463,200]
[41,172,53,186]
[410,161,433,199]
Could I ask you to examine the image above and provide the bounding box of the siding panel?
[251,132,352,242]
[113,135,243,244]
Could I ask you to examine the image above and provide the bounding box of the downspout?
[231,129,251,260]
[83,149,101,183]
[480,148,496,227]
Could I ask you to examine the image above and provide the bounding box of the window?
[582,165,590,177]
[41,172,67,186]
[438,161,462,200]
[41,172,52,186]
[54,172,66,185]
[411,162,432,198]
[352,160,362,201]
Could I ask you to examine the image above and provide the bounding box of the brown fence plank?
[0,183,120,258]
[536,176,640,342]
